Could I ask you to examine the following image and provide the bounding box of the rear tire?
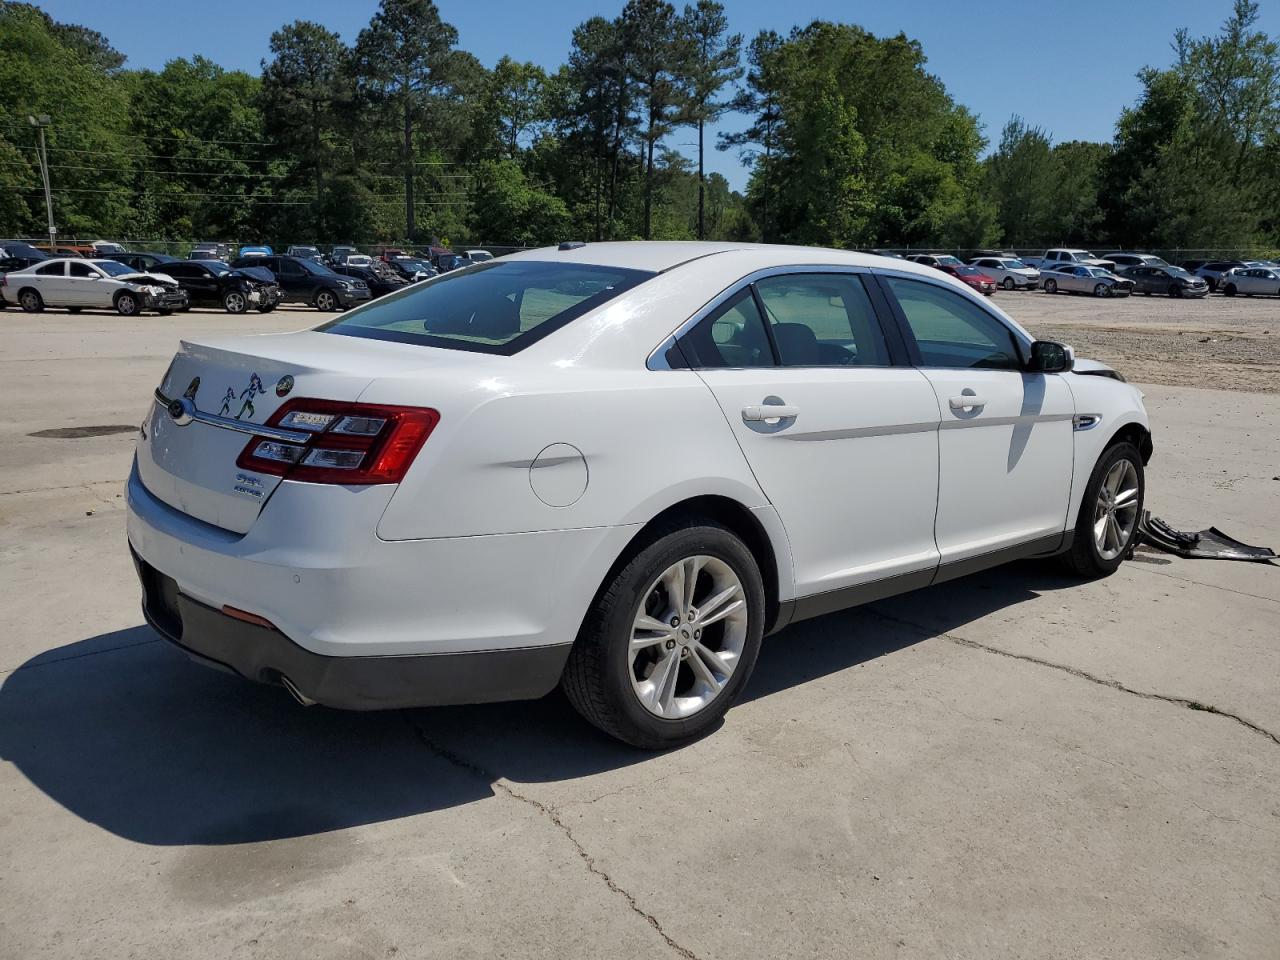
[18,288,43,313]
[562,521,765,749]
[1062,441,1145,579]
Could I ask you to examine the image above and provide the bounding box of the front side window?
[319,260,652,355]
[69,261,96,278]
[755,274,889,367]
[883,276,1022,371]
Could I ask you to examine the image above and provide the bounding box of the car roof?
[503,241,941,274]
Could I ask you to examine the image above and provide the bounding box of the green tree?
[678,1,741,239]
[718,29,782,239]
[621,0,683,239]
[468,158,568,245]
[353,0,459,241]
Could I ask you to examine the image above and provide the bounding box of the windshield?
[936,255,963,267]
[954,266,983,276]
[206,262,231,276]
[300,258,337,276]
[396,258,430,271]
[319,260,653,355]
[999,259,1028,268]
[1167,266,1193,279]
[95,260,135,277]
[1085,267,1110,277]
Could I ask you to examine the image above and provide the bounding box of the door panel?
[699,368,942,595]
[879,273,1075,564]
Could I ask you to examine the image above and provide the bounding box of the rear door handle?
[743,404,800,422]
[949,394,986,411]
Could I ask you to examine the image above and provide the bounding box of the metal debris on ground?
[1137,511,1277,563]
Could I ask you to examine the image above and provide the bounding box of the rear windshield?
[318,260,653,354]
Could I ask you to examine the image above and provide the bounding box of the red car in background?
[939,263,997,296]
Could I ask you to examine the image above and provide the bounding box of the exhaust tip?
[279,674,317,707]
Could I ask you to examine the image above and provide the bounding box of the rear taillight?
[236,398,439,485]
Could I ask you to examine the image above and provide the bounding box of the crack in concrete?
[411,724,700,960]
[867,609,1280,747]
[1128,563,1280,605]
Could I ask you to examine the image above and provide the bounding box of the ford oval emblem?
[275,375,294,397]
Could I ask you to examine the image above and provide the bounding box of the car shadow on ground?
[0,560,1080,847]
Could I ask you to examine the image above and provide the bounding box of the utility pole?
[27,115,55,249]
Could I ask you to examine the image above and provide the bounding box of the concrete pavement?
[1,308,1276,959]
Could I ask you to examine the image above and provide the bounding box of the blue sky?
[36,0,1278,192]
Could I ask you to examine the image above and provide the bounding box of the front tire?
[314,290,338,312]
[115,292,139,316]
[1094,282,1110,298]
[223,290,248,314]
[562,521,765,749]
[1002,277,1015,291]
[1223,283,1237,297]
[1062,442,1145,579]
[1044,278,1057,294]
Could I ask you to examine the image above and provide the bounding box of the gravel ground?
[997,289,1280,393]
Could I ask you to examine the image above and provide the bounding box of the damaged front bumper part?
[1137,511,1277,562]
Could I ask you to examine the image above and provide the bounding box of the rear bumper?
[133,548,570,709]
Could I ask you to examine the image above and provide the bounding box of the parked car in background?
[128,242,1152,747]
[238,245,273,258]
[968,256,1040,290]
[1119,264,1208,298]
[327,245,359,265]
[228,254,370,311]
[2,257,188,315]
[344,254,374,268]
[190,242,234,261]
[465,249,494,262]
[1103,253,1168,270]
[905,253,965,270]
[1031,249,1117,273]
[107,251,180,272]
[0,241,50,273]
[867,249,905,259]
[331,260,409,300]
[1221,266,1280,297]
[286,245,322,260]
[158,260,281,314]
[937,263,996,296]
[1188,260,1246,292]
[1042,264,1133,297]
[433,252,470,273]
[387,256,436,282]
[90,240,127,256]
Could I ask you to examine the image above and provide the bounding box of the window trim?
[647,264,910,371]
[868,269,1033,372]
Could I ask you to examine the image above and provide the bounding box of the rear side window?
[319,260,653,355]
[883,276,1022,371]
[755,274,890,367]
[678,289,773,368]
[36,262,63,276]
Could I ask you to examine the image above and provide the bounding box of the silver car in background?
[969,256,1041,290]
[1221,266,1280,297]
[1042,264,1134,298]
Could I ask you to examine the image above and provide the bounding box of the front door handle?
[743,404,800,422]
[949,393,986,411]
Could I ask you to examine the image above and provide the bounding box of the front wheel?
[1044,278,1057,294]
[562,521,765,749]
[314,290,338,312]
[1062,442,1145,578]
[1002,277,1015,291]
[223,291,248,314]
[1223,284,1237,297]
[115,292,139,316]
[1094,282,1111,298]
[1169,283,1182,298]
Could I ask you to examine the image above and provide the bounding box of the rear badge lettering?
[233,474,265,499]
[275,375,294,398]
[233,484,264,500]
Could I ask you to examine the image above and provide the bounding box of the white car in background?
[968,256,1041,290]
[3,257,189,315]
[127,242,1151,747]
[1221,266,1280,297]
[465,249,494,262]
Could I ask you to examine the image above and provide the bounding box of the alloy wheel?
[224,292,246,313]
[1002,278,1014,291]
[629,555,748,720]
[316,291,337,311]
[117,294,137,316]
[1045,279,1056,294]
[19,291,40,312]
[1094,283,1110,297]
[1093,459,1140,561]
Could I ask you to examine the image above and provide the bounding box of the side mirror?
[1028,340,1073,373]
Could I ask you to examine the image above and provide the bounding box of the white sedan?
[968,256,1041,290]
[1221,266,1280,297]
[3,257,189,315]
[127,242,1152,747]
